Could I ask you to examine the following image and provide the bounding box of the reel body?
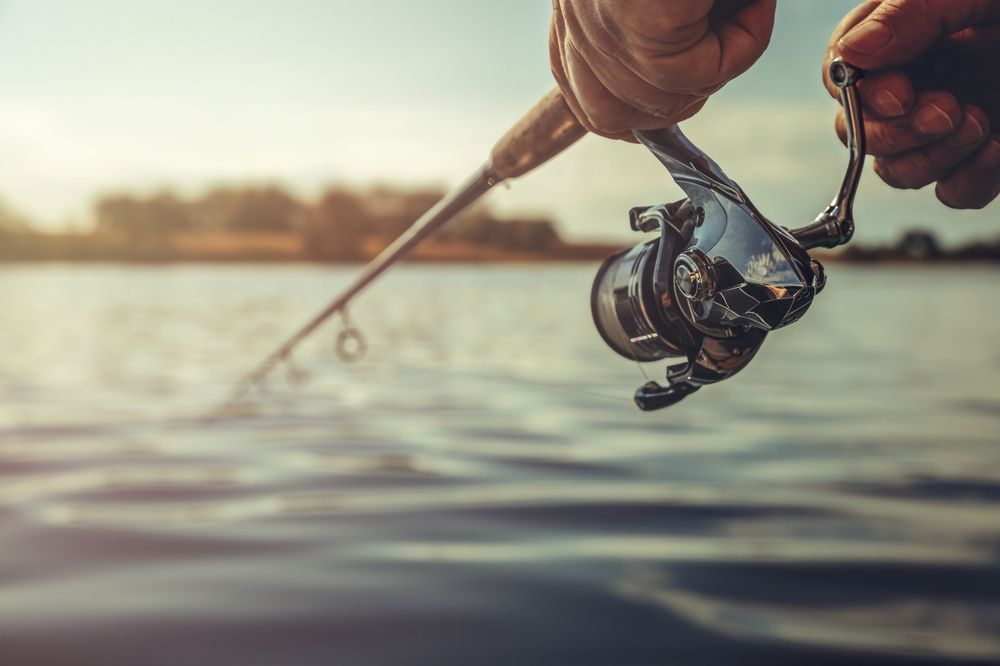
[592,60,865,411]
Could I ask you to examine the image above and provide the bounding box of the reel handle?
[789,59,867,249]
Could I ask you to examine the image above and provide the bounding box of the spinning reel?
[592,59,866,411]
[222,55,864,419]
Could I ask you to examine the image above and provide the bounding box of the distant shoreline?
[1,234,997,266]
[1,183,996,265]
[1,254,998,267]
[0,229,624,264]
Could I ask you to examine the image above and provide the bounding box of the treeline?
[0,184,612,262]
[833,230,1000,263]
[7,188,992,264]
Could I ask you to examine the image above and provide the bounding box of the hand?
[550,0,777,140]
[826,0,1000,209]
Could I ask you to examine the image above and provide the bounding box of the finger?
[567,41,677,135]
[827,0,882,50]
[835,89,962,156]
[552,28,671,138]
[710,0,761,22]
[623,0,777,95]
[836,0,1000,71]
[935,135,1000,209]
[557,2,709,121]
[874,105,990,189]
[822,0,881,91]
[571,38,713,122]
[858,70,916,118]
[550,11,637,140]
[711,0,778,79]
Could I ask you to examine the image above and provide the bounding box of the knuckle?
[922,92,963,125]
[631,9,705,41]
[632,58,703,94]
[582,105,628,135]
[900,171,933,189]
[892,167,929,189]
[643,67,682,92]
[873,159,903,188]
[881,0,932,22]
[871,120,913,156]
[877,128,904,155]
[874,158,926,190]
[650,96,701,123]
[897,154,937,188]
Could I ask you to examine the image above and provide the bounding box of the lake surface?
[1,263,998,665]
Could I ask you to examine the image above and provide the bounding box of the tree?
[192,185,304,232]
[94,191,193,239]
[302,188,371,261]
[0,199,31,233]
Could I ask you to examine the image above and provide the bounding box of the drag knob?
[674,249,716,302]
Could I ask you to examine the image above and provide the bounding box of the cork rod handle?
[489,88,585,180]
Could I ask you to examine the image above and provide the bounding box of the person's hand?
[550,0,777,140]
[826,0,1000,209]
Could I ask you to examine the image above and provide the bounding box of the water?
[1,263,998,665]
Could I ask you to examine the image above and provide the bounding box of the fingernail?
[914,103,955,136]
[947,114,986,148]
[839,20,893,55]
[871,89,905,117]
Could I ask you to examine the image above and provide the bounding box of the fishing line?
[625,340,653,384]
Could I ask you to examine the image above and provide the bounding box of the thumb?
[836,0,1000,69]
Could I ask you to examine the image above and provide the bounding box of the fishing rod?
[219,0,866,414]
[216,86,586,414]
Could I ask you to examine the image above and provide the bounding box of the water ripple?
[1,265,998,665]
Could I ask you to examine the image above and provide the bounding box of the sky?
[0,0,995,245]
